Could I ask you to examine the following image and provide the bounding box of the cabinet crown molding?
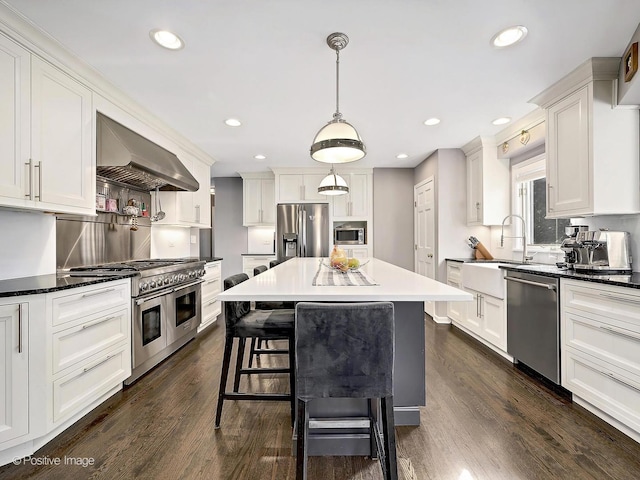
[239,172,275,179]
[530,57,621,108]
[461,136,496,156]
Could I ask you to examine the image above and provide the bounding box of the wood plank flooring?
[2,318,640,479]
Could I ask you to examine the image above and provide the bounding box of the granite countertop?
[0,272,137,298]
[446,257,640,289]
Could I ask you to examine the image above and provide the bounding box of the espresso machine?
[562,229,632,273]
[560,225,588,268]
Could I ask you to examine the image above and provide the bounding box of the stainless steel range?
[69,258,205,385]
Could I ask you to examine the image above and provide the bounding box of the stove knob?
[179,274,186,281]
[164,277,170,285]
[150,280,156,288]
[189,271,196,278]
[172,274,178,283]
[200,269,205,276]
[140,283,148,291]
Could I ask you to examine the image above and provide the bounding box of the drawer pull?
[599,325,640,341]
[82,287,116,298]
[602,370,640,394]
[83,355,113,373]
[207,299,218,306]
[505,276,556,290]
[598,292,640,305]
[18,304,23,354]
[205,279,219,285]
[82,315,117,329]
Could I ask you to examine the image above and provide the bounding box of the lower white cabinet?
[199,261,222,332]
[0,278,132,465]
[242,255,276,277]
[561,279,640,440]
[0,301,31,448]
[446,261,507,354]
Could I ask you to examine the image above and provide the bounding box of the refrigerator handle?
[301,206,307,257]
[297,207,303,257]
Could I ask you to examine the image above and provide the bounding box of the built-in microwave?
[334,227,365,245]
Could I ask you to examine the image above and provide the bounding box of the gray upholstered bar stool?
[247,265,295,368]
[295,302,398,480]
[214,273,295,428]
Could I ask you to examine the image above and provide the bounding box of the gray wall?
[372,168,415,270]
[212,177,247,280]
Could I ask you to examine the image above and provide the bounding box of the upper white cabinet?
[0,33,30,202]
[0,34,94,215]
[332,172,371,219]
[276,173,326,202]
[531,58,640,218]
[462,137,510,226]
[241,172,275,226]
[155,153,211,228]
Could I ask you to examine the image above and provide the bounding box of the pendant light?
[310,33,366,164]
[318,165,349,196]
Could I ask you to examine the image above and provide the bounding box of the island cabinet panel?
[199,261,222,333]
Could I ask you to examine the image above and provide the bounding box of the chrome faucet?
[500,214,532,264]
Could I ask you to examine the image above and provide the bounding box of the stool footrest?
[240,367,290,374]
[254,349,289,354]
[309,417,372,429]
[223,393,291,401]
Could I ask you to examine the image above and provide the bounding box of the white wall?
[247,226,276,254]
[0,210,56,280]
[372,168,414,270]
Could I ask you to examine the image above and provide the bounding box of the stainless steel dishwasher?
[505,270,560,383]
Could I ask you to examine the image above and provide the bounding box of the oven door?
[132,290,170,369]
[167,280,202,345]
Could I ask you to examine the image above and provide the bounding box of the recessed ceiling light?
[396,153,409,159]
[424,118,441,126]
[492,117,512,126]
[149,29,185,50]
[224,118,242,127]
[254,154,266,160]
[491,26,528,48]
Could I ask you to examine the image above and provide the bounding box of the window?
[512,154,570,247]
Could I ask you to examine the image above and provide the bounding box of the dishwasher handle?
[505,276,557,291]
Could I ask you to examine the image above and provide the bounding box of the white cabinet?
[154,154,211,227]
[199,261,222,332]
[241,173,276,226]
[277,173,327,202]
[532,58,640,218]
[561,279,640,440]
[446,261,507,354]
[462,137,510,226]
[0,301,29,447]
[0,39,94,215]
[0,33,30,202]
[46,279,131,428]
[446,261,465,323]
[332,172,370,219]
[242,255,276,277]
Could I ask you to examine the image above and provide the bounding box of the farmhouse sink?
[461,262,508,299]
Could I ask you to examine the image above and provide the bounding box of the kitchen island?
[218,257,471,455]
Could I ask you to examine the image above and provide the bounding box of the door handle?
[82,287,116,298]
[35,161,42,200]
[18,304,23,353]
[25,159,33,199]
[505,276,556,291]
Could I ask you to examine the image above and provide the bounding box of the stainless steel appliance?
[334,226,365,245]
[562,230,632,273]
[276,203,329,260]
[506,270,560,384]
[68,258,205,385]
[560,225,588,268]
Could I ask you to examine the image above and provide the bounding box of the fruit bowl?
[323,259,369,273]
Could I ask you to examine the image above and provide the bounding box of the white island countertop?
[218,257,472,302]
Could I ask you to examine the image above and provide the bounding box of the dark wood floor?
[3,318,640,479]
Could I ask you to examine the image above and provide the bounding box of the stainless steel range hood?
[97,113,199,192]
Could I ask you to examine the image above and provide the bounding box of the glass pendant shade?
[311,118,366,163]
[318,167,349,196]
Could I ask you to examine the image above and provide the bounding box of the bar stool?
[295,302,398,480]
[215,273,295,428]
[269,259,285,268]
[247,265,294,368]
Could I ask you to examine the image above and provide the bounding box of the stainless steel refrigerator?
[276,203,329,260]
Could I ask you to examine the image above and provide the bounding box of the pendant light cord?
[335,49,341,118]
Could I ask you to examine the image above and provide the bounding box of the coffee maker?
[563,229,632,273]
[560,225,588,268]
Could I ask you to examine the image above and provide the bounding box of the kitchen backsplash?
[247,226,276,254]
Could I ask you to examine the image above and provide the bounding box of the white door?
[415,177,436,315]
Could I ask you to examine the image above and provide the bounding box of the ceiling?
[3,0,640,178]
